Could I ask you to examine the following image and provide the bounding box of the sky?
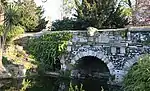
[34,0,62,21]
[9,0,135,21]
[34,0,136,21]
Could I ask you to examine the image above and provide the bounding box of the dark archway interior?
[75,56,109,74]
[73,56,110,91]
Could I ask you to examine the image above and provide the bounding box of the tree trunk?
[0,48,3,70]
[0,36,5,74]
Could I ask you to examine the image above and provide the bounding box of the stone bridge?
[59,27,150,84]
[14,26,150,84]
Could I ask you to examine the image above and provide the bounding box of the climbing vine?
[27,32,72,71]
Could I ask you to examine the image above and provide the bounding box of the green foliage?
[4,78,32,91]
[123,55,150,91]
[51,17,92,31]
[27,32,72,71]
[2,56,12,65]
[4,4,21,29]
[7,26,24,41]
[1,0,7,6]
[0,25,4,36]
[120,0,132,16]
[0,25,24,41]
[34,6,48,32]
[62,0,76,18]
[0,3,23,70]
[51,18,78,31]
[1,3,22,43]
[69,83,105,91]
[69,83,85,91]
[74,0,129,29]
[102,5,129,28]
[14,0,48,32]
[3,44,36,71]
[16,0,38,32]
[21,79,32,91]
[52,0,131,31]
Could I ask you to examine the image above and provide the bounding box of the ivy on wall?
[27,32,72,72]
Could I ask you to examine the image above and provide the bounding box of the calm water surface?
[0,76,121,91]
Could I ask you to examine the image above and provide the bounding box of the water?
[0,76,122,91]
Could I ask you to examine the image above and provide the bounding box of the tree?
[0,0,4,73]
[14,0,48,32]
[74,0,129,29]
[34,6,48,32]
[15,0,39,32]
[0,3,21,72]
[102,5,129,28]
[123,55,150,91]
[62,0,76,18]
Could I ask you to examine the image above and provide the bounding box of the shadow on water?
[0,76,122,91]
[0,57,122,91]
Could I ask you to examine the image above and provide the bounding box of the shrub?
[69,83,85,91]
[7,26,24,41]
[27,32,72,71]
[0,25,24,41]
[51,18,76,31]
[123,55,150,91]
[2,56,12,65]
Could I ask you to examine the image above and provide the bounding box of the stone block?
[103,59,109,64]
[114,70,128,83]
[100,35,109,43]
[88,50,93,56]
[67,46,72,52]
[111,47,116,55]
[96,53,103,59]
[81,52,87,57]
[120,47,125,54]
[77,52,82,59]
[79,37,87,42]
[92,51,97,57]
[72,36,79,42]
[88,37,94,42]
[74,55,79,61]
[107,62,114,70]
[70,60,76,65]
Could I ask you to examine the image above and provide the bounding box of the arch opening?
[74,56,110,78]
[72,56,111,91]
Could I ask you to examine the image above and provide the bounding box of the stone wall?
[60,27,150,84]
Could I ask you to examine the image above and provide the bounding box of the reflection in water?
[0,76,121,91]
[0,56,122,91]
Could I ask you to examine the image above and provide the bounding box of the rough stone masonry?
[60,26,150,84]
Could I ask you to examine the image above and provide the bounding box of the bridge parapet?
[14,26,150,85]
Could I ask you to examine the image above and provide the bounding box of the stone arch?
[123,55,141,71]
[71,50,115,75]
